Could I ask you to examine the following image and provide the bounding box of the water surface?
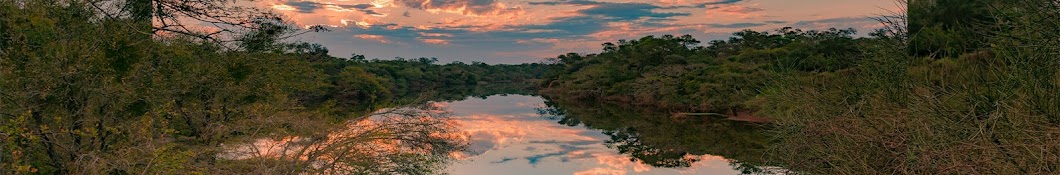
[442,95,770,175]
[221,94,775,174]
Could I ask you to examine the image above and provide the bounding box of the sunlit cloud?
[419,32,454,37]
[389,0,525,17]
[573,168,627,175]
[706,4,766,18]
[420,38,451,45]
[253,0,898,64]
[272,4,297,11]
[569,153,654,175]
[356,21,372,28]
[372,0,392,8]
[452,113,599,155]
[356,34,392,43]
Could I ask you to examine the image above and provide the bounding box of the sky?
[254,0,903,64]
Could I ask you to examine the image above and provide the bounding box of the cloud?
[525,151,569,166]
[529,0,693,20]
[513,0,706,42]
[420,38,450,45]
[704,4,766,19]
[707,22,765,28]
[490,157,519,164]
[355,34,392,44]
[792,17,878,30]
[280,1,383,16]
[534,0,744,8]
[389,0,524,16]
[578,3,690,20]
[708,5,764,15]
[527,140,599,146]
[419,32,454,37]
[659,0,745,9]
[264,0,896,64]
[764,20,788,24]
[528,0,605,6]
[570,153,656,175]
[335,3,374,9]
[282,1,324,13]
[522,16,609,37]
[523,144,589,165]
[572,168,626,175]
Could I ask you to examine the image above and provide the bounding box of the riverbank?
[539,1,1060,174]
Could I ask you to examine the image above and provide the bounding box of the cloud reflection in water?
[443,95,747,175]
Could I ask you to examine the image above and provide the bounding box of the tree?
[77,0,326,45]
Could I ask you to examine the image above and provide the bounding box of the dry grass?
[757,0,1060,174]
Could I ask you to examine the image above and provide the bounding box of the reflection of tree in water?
[538,97,779,174]
[219,85,540,174]
[604,128,701,168]
[220,104,468,174]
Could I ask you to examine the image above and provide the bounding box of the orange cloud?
[568,153,658,175]
[451,112,601,156]
[272,4,297,11]
[419,32,454,37]
[387,0,524,17]
[573,168,627,175]
[356,34,391,44]
[707,4,765,18]
[420,38,450,45]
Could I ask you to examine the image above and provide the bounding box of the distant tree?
[350,54,367,62]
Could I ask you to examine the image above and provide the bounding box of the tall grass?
[756,0,1060,174]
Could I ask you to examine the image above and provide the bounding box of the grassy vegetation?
[542,0,1060,173]
[0,1,545,174]
[540,28,869,113]
[759,0,1060,174]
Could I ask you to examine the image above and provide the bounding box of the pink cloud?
[569,154,655,175]
[419,32,454,37]
[420,38,451,45]
[356,34,392,44]
[573,168,627,175]
[451,113,599,155]
[387,0,525,17]
[707,4,766,18]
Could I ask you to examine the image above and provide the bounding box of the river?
[221,93,778,174]
[442,95,777,175]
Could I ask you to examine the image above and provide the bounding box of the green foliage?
[543,29,865,113]
[908,0,998,57]
[756,0,1060,174]
[542,1,1060,173]
[0,1,544,174]
[0,2,328,172]
[296,54,548,115]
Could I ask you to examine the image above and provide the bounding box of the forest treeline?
[540,27,867,112]
[0,0,544,174]
[542,0,1060,174]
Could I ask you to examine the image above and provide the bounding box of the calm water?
[222,93,775,174]
[441,95,772,175]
